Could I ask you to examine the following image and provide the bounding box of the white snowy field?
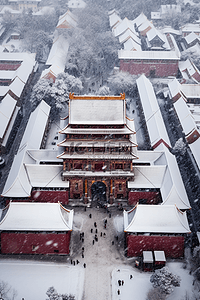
[0,259,85,300]
[0,259,194,300]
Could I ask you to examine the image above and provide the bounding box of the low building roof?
[113,17,137,37]
[154,251,166,262]
[136,74,171,148]
[128,165,166,189]
[124,38,141,51]
[56,9,77,29]
[2,101,51,198]
[124,204,191,233]
[0,94,17,139]
[143,251,153,263]
[109,11,122,28]
[184,32,200,45]
[25,165,69,188]
[133,12,148,28]
[118,49,180,60]
[0,202,73,232]
[119,29,141,45]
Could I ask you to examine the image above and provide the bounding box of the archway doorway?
[91,181,107,205]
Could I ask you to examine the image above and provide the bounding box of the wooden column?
[110,178,114,204]
[84,179,88,204]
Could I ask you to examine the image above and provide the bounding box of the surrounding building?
[0,52,36,153]
[168,79,200,170]
[68,0,86,9]
[109,11,180,77]
[57,93,138,204]
[124,204,190,258]
[8,0,41,12]
[0,202,74,254]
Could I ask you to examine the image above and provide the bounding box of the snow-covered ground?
[0,208,196,300]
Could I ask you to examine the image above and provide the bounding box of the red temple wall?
[128,191,160,206]
[1,232,71,255]
[31,190,69,205]
[126,234,185,258]
[120,60,178,77]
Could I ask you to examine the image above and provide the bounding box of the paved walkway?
[71,207,126,300]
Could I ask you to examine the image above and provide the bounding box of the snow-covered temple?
[57,93,138,203]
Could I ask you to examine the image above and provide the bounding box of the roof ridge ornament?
[69,92,125,100]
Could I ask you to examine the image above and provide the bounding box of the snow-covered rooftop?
[2,100,51,198]
[184,32,200,45]
[136,74,171,148]
[25,165,69,188]
[128,165,166,189]
[0,202,73,231]
[56,9,77,29]
[118,49,180,60]
[119,29,141,45]
[124,204,190,233]
[69,96,126,125]
[113,17,137,37]
[0,94,17,140]
[124,38,141,51]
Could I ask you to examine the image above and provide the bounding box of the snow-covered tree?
[30,73,83,114]
[46,287,75,300]
[172,138,187,156]
[0,281,18,300]
[96,86,110,95]
[150,267,181,295]
[108,72,138,96]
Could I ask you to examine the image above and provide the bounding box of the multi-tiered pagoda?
[57,93,138,204]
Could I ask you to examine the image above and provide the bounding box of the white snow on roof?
[14,59,34,83]
[0,86,9,97]
[118,49,180,60]
[113,18,137,37]
[109,11,122,28]
[155,145,191,209]
[25,165,69,188]
[0,71,15,80]
[154,251,166,262]
[69,98,125,125]
[136,74,171,148]
[182,23,200,33]
[184,32,200,45]
[128,166,166,189]
[124,38,141,51]
[174,97,197,135]
[0,52,36,63]
[189,138,200,169]
[181,84,200,98]
[133,13,148,28]
[0,94,17,139]
[9,76,25,98]
[56,10,77,28]
[2,101,51,198]
[124,204,190,233]
[0,202,73,231]
[138,19,153,33]
[143,251,153,263]
[161,26,181,35]
[168,78,182,99]
[119,29,141,45]
[45,34,69,76]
